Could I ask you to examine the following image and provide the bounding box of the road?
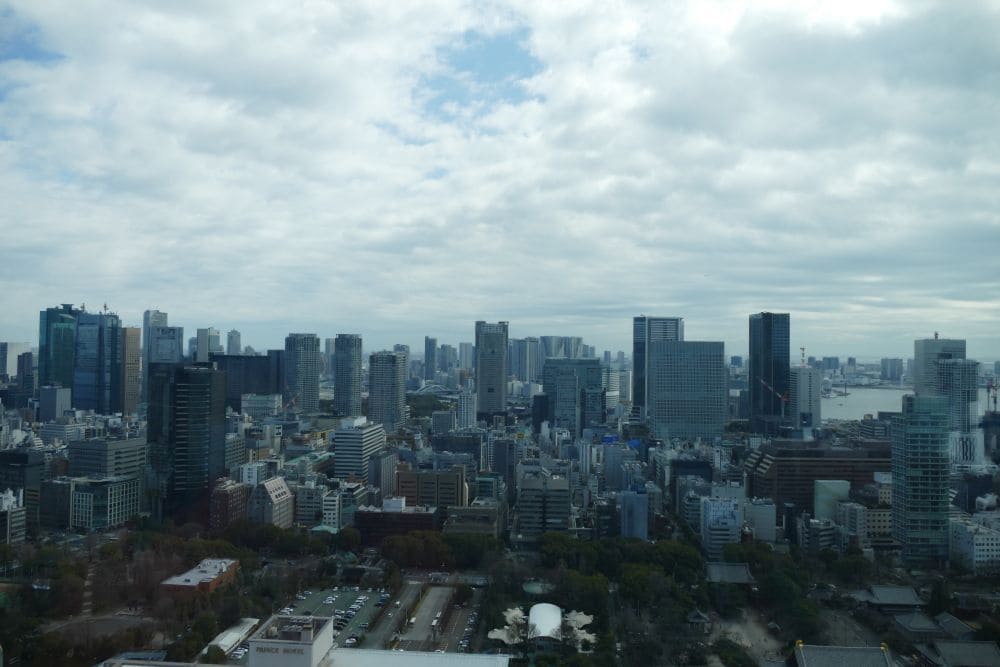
[821,608,882,647]
[362,580,422,649]
[397,585,452,651]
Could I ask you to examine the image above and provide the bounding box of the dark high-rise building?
[147,363,227,520]
[748,312,790,434]
[475,321,508,418]
[73,310,122,414]
[39,385,71,422]
[38,304,82,390]
[542,358,605,436]
[144,324,184,402]
[142,309,169,400]
[334,334,363,417]
[284,334,320,412]
[209,353,279,411]
[369,351,406,433]
[0,342,30,381]
[424,336,438,381]
[631,316,684,419]
[17,351,35,395]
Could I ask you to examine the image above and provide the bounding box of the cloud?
[0,0,998,360]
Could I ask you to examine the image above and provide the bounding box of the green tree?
[929,579,951,615]
[203,645,227,664]
[337,527,362,553]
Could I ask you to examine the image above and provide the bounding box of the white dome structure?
[528,603,562,640]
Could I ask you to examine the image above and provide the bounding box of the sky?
[1,0,999,361]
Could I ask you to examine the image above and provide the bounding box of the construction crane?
[758,376,789,419]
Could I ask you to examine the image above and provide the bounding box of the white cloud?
[0,0,998,359]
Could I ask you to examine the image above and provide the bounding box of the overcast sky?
[2,1,998,361]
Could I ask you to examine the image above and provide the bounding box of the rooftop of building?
[920,640,1000,667]
[793,644,893,667]
[851,585,923,607]
[705,562,755,585]
[326,648,510,666]
[251,614,331,643]
[893,611,940,633]
[356,503,439,514]
[161,558,238,588]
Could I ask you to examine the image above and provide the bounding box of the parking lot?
[439,591,482,653]
[289,585,390,647]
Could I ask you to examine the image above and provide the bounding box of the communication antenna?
[800,347,806,367]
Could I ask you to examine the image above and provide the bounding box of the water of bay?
[822,386,993,421]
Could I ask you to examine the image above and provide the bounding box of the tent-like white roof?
[528,603,562,640]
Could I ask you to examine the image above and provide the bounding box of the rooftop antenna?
[800,347,806,367]
[934,331,939,339]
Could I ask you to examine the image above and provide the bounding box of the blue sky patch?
[419,27,542,121]
[0,8,63,64]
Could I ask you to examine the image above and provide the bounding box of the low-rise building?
[443,498,502,539]
[700,497,741,561]
[949,516,1000,573]
[161,558,239,597]
[210,478,251,532]
[248,477,293,528]
[0,488,26,545]
[354,497,443,547]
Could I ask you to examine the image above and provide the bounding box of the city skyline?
[2,2,999,359]
[4,302,999,365]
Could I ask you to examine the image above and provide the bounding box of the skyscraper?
[459,342,475,370]
[142,310,168,398]
[283,333,320,413]
[334,334,363,417]
[509,338,541,383]
[748,312,790,434]
[913,336,966,396]
[439,344,457,374]
[789,366,822,429]
[119,326,141,415]
[73,310,122,414]
[226,329,241,355]
[892,394,950,566]
[369,350,406,433]
[632,316,684,419]
[424,336,438,381]
[38,304,82,390]
[196,327,221,363]
[457,391,477,429]
[144,325,184,402]
[542,358,605,436]
[148,363,227,520]
[393,344,411,380]
[475,321,508,418]
[0,342,30,380]
[647,340,726,441]
[937,358,982,463]
[333,422,391,482]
